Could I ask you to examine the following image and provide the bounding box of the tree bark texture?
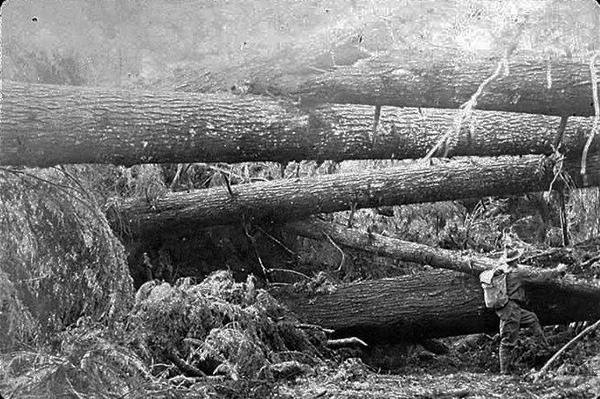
[285,219,498,274]
[1,81,597,167]
[251,54,599,117]
[0,81,306,167]
[269,270,600,344]
[110,153,600,236]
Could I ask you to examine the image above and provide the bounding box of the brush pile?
[130,271,328,381]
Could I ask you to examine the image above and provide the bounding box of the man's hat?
[501,247,523,263]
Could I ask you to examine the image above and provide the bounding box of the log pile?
[271,219,600,344]
[3,33,599,346]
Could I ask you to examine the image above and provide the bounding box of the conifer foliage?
[0,167,134,348]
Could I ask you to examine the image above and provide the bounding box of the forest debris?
[589,354,600,376]
[423,59,507,160]
[131,270,327,380]
[202,327,269,380]
[267,268,311,284]
[292,271,339,295]
[325,233,346,271]
[533,318,600,382]
[326,337,369,348]
[581,255,600,269]
[296,323,335,334]
[332,358,370,382]
[163,349,207,377]
[0,322,153,398]
[580,53,600,183]
[420,339,450,355]
[270,361,314,380]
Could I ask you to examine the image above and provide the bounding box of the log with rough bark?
[284,218,600,296]
[1,81,597,167]
[250,53,598,117]
[286,219,494,275]
[269,270,600,344]
[109,153,600,236]
[0,81,302,167]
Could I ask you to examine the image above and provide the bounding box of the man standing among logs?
[482,247,567,375]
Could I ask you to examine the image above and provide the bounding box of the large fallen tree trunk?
[250,53,598,117]
[0,81,303,167]
[1,81,596,167]
[109,153,600,236]
[269,270,600,344]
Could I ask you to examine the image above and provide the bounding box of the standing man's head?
[502,247,523,268]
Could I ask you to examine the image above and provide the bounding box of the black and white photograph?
[1,0,600,397]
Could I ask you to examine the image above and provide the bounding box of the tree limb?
[533,318,600,381]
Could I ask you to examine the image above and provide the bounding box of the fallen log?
[311,105,595,159]
[285,219,492,275]
[0,81,306,167]
[269,270,600,344]
[1,81,597,167]
[284,218,600,296]
[251,53,598,117]
[109,153,600,236]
